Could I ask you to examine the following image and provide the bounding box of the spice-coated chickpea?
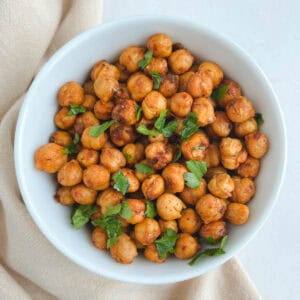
[192,97,216,126]
[162,163,187,193]
[158,219,178,233]
[35,143,68,173]
[198,61,224,88]
[55,186,75,206]
[74,111,100,135]
[208,111,232,137]
[58,81,84,107]
[231,176,256,204]
[148,132,167,143]
[144,57,168,76]
[142,91,167,120]
[119,46,145,73]
[82,94,96,111]
[76,149,99,167]
[115,62,130,83]
[90,60,120,81]
[204,144,221,168]
[93,100,114,120]
[100,147,126,173]
[156,193,186,221]
[120,168,140,193]
[218,80,242,108]
[83,80,96,96]
[226,96,255,123]
[125,199,146,224]
[130,231,145,249]
[144,244,166,263]
[127,72,153,101]
[245,131,269,159]
[147,33,173,58]
[109,123,136,147]
[134,159,150,182]
[71,183,97,205]
[54,107,76,129]
[92,227,107,250]
[178,208,201,234]
[57,159,83,187]
[83,164,110,191]
[174,233,200,259]
[134,218,161,246]
[208,173,234,199]
[81,127,107,150]
[169,92,193,117]
[225,203,249,225]
[168,49,194,74]
[145,141,173,170]
[234,118,258,137]
[50,131,72,147]
[142,174,165,200]
[114,83,131,102]
[237,156,260,178]
[205,166,227,181]
[96,188,123,214]
[187,71,213,98]
[199,221,227,241]
[94,76,119,103]
[158,74,179,97]
[180,178,207,206]
[122,143,144,165]
[112,99,137,125]
[179,71,194,92]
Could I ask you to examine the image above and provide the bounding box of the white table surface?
[104,1,300,299]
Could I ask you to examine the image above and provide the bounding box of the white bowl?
[14,16,287,284]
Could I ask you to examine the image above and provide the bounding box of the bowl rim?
[14,15,287,284]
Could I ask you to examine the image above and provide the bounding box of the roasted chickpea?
[50,131,72,147]
[57,160,82,186]
[192,97,215,126]
[54,107,76,129]
[199,221,227,241]
[119,46,145,73]
[204,144,221,168]
[82,94,96,111]
[130,231,145,249]
[71,183,97,205]
[156,193,186,221]
[207,111,232,137]
[110,233,138,264]
[115,62,130,82]
[168,49,194,74]
[195,194,227,224]
[142,174,165,200]
[115,83,131,102]
[226,96,255,123]
[134,159,150,182]
[83,80,96,96]
[83,164,110,191]
[144,57,168,76]
[121,168,140,193]
[126,72,153,101]
[158,219,178,233]
[178,208,201,234]
[187,71,213,98]
[174,234,200,259]
[58,81,84,106]
[181,132,209,162]
[94,76,119,103]
[237,156,260,178]
[208,173,234,199]
[125,199,146,224]
[245,131,269,159]
[100,148,126,173]
[93,100,114,120]
[159,74,179,97]
[92,227,107,250]
[81,126,107,150]
[55,186,75,206]
[142,91,167,120]
[74,111,100,135]
[97,188,123,214]
[145,141,173,170]
[134,218,161,245]
[231,176,255,204]
[205,166,227,181]
[112,99,137,125]
[162,163,187,193]
[179,71,194,92]
[198,61,223,88]
[122,143,144,165]
[180,178,207,205]
[218,80,242,108]
[110,123,136,147]
[169,92,193,117]
[35,143,67,173]
[234,118,258,137]
[147,33,172,57]
[144,244,166,263]
[76,149,99,167]
[225,203,249,225]
[91,60,120,81]
[148,133,167,144]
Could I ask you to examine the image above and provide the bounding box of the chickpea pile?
[34,33,269,265]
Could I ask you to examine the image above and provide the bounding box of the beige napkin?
[0,1,261,299]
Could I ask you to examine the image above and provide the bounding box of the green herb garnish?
[135,163,154,174]
[184,160,207,188]
[136,124,159,137]
[67,104,86,116]
[145,201,157,218]
[173,144,182,162]
[136,105,143,121]
[89,120,116,137]
[112,170,130,195]
[71,205,98,229]
[152,70,162,90]
[183,172,200,188]
[124,153,132,160]
[155,229,178,259]
[138,50,153,70]
[212,85,229,101]
[153,109,178,138]
[179,112,199,140]
[120,201,132,220]
[200,236,217,245]
[63,133,80,154]
[154,109,168,131]
[255,113,264,127]
[161,120,178,137]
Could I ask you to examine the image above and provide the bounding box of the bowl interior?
[15,16,286,284]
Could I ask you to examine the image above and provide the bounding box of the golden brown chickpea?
[115,62,130,82]
[225,203,249,225]
[178,208,201,234]
[162,163,187,193]
[195,194,227,224]
[198,61,224,88]
[83,164,110,191]
[134,218,161,246]
[245,131,269,159]
[93,100,114,120]
[119,46,145,73]
[174,233,200,259]
[199,221,227,241]
[92,227,107,250]
[181,132,209,162]
[76,149,99,167]
[179,71,194,92]
[142,91,167,120]
[57,160,82,187]
[74,111,100,135]
[125,199,146,224]
[187,71,213,98]
[55,186,75,206]
[234,118,258,137]
[54,107,76,129]
[218,80,242,108]
[122,143,144,165]
[91,60,120,81]
[81,127,107,150]
[121,168,140,193]
[83,80,96,96]
[71,183,97,205]
[145,141,173,170]
[112,99,137,125]
[169,92,193,117]
[158,219,178,233]
[225,96,255,123]
[58,81,84,107]
[144,57,168,76]
[231,176,255,204]
[35,143,68,173]
[134,159,150,182]
[50,131,72,147]
[168,49,194,74]
[97,188,123,214]
[204,144,221,168]
[142,174,165,200]
[94,76,119,103]
[100,148,126,173]
[208,173,234,199]
[110,233,138,264]
[147,33,172,58]
[208,111,232,137]
[205,166,227,181]
[237,156,260,178]
[127,72,153,101]
[144,244,166,263]
[82,94,96,111]
[148,132,167,143]
[180,178,207,205]
[110,123,136,147]
[114,83,131,102]
[192,97,216,126]
[130,231,145,249]
[158,74,179,97]
[156,193,186,221]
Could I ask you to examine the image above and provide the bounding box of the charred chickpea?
[198,61,224,88]
[225,96,255,123]
[71,183,97,205]
[144,244,166,263]
[94,76,119,103]
[237,156,260,178]
[180,178,207,206]
[127,72,153,101]
[120,168,140,193]
[159,219,178,233]
[83,164,110,191]
[142,174,165,200]
[81,127,107,150]
[169,92,193,117]
[225,203,249,225]
[168,49,194,74]
[187,71,213,98]
[142,91,167,120]
[83,80,96,96]
[55,187,75,206]
[74,111,100,135]
[192,97,216,126]
[122,143,144,165]
[144,57,168,76]
[134,218,161,246]
[158,74,179,97]
[54,107,76,129]
[125,199,146,224]
[234,117,258,137]
[77,149,99,167]
[93,100,114,120]
[199,221,227,241]
[58,81,84,106]
[119,46,145,73]
[112,99,137,125]
[134,159,150,182]
[204,144,221,168]
[208,173,235,199]
[110,123,136,147]
[174,234,200,259]
[57,160,82,187]
[92,227,107,250]
[162,163,187,193]
[96,188,123,214]
[35,143,68,173]
[145,141,173,170]
[231,176,256,204]
[218,80,242,108]
[245,131,269,159]
[82,94,96,111]
[100,147,126,173]
[179,71,194,92]
[147,33,172,57]
[90,60,120,81]
[208,111,232,137]
[50,131,72,147]
[178,208,201,234]
[205,166,227,181]
[115,62,130,82]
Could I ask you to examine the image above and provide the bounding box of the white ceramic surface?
[14,16,286,284]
